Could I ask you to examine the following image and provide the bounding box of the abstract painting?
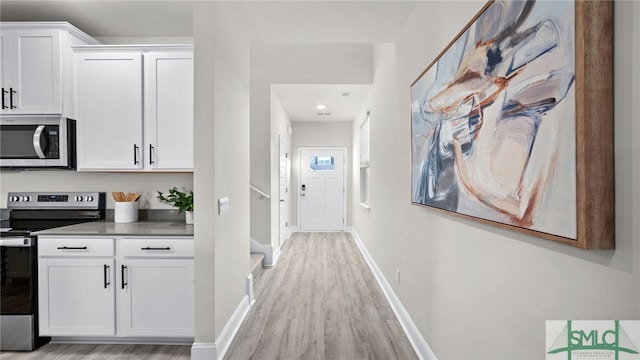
[410,0,614,249]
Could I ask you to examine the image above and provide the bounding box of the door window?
[309,156,335,171]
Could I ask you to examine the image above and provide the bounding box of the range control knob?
[10,196,18,202]
[86,196,94,202]
[75,196,83,202]
[21,196,29,202]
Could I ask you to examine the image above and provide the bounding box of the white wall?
[250,43,372,251]
[291,121,353,227]
[192,1,250,347]
[352,2,640,359]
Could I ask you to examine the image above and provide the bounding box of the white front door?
[279,137,288,246]
[299,148,345,231]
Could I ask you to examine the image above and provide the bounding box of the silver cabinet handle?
[33,125,46,159]
[149,144,154,165]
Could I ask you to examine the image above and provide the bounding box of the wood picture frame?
[409,0,613,249]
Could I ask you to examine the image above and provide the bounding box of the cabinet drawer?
[39,238,115,257]
[120,238,193,258]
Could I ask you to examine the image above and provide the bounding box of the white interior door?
[279,138,288,246]
[299,148,345,231]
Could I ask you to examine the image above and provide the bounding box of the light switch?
[218,197,230,215]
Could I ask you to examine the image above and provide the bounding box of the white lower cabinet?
[38,258,116,336]
[38,236,193,340]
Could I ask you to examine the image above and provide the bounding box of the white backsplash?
[0,170,193,209]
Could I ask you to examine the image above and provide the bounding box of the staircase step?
[250,253,265,275]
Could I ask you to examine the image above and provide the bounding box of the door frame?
[279,136,289,247]
[297,147,347,232]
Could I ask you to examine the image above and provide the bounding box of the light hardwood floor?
[225,232,418,360]
[0,344,191,360]
[1,232,417,360]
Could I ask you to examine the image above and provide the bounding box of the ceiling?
[0,1,195,37]
[273,84,369,122]
[0,0,416,123]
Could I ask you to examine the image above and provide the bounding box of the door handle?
[149,144,154,165]
[121,265,127,289]
[33,125,47,159]
[103,264,111,289]
[9,88,16,109]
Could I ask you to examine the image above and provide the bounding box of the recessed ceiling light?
[316,104,326,110]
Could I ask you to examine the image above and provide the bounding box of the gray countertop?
[34,220,194,237]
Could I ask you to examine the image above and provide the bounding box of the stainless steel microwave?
[0,116,76,169]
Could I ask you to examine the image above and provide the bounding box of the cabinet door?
[38,258,115,336]
[144,52,193,170]
[118,259,194,337]
[0,32,10,110]
[76,52,143,170]
[2,29,62,114]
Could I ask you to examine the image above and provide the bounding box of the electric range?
[0,192,106,351]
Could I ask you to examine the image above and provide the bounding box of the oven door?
[0,116,73,168]
[0,236,37,350]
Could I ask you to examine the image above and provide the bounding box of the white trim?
[190,294,252,360]
[250,238,276,267]
[284,226,297,246]
[279,136,289,248]
[0,22,100,45]
[190,343,217,360]
[349,229,437,360]
[246,274,255,306]
[50,337,192,345]
[297,147,348,232]
[73,44,194,52]
[215,295,251,360]
[272,245,282,266]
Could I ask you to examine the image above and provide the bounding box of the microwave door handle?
[33,125,47,159]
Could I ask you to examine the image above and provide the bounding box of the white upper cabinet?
[0,23,98,116]
[75,51,144,170]
[74,46,193,172]
[144,52,194,170]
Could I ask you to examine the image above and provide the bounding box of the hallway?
[226,232,417,360]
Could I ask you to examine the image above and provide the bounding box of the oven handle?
[0,238,32,247]
[33,125,47,159]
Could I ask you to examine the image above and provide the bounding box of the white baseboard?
[285,226,298,242]
[191,343,217,359]
[246,274,255,306]
[272,245,281,266]
[190,294,252,360]
[50,337,192,345]
[250,238,276,266]
[349,229,437,360]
